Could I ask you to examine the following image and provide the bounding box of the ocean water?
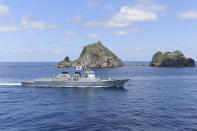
[0,62,197,131]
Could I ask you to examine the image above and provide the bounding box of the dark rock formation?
[57,41,123,68]
[58,56,72,68]
[64,56,70,62]
[150,50,195,67]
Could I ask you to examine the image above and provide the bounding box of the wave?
[0,83,21,86]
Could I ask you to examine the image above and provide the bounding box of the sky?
[0,0,197,62]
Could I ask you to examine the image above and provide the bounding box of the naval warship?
[21,63,129,88]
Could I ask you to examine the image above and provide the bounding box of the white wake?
[0,83,21,86]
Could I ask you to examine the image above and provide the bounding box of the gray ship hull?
[21,79,129,88]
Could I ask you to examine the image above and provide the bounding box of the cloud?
[40,49,63,54]
[86,1,99,8]
[43,40,62,44]
[135,0,155,4]
[135,48,141,51]
[0,3,10,16]
[0,14,56,33]
[12,50,34,54]
[178,10,197,19]
[129,27,145,32]
[22,20,45,29]
[103,5,115,10]
[22,14,56,30]
[0,14,57,33]
[86,1,115,10]
[22,20,56,30]
[27,30,37,35]
[0,26,22,32]
[0,50,8,54]
[84,4,164,28]
[51,50,63,54]
[114,27,145,35]
[63,31,77,36]
[65,14,83,22]
[135,4,165,11]
[114,30,128,35]
[73,15,83,21]
[106,6,158,28]
[84,22,104,27]
[88,33,100,38]
[12,49,63,54]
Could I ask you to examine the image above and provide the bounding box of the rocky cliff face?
[150,50,195,67]
[57,41,123,68]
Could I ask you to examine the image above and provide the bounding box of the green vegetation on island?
[57,41,123,68]
[150,50,195,67]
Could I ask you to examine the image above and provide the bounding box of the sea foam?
[0,83,21,86]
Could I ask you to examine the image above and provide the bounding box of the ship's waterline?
[21,79,129,88]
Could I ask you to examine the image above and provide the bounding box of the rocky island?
[57,41,123,68]
[150,50,195,67]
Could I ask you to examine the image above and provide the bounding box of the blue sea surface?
[0,62,197,131]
